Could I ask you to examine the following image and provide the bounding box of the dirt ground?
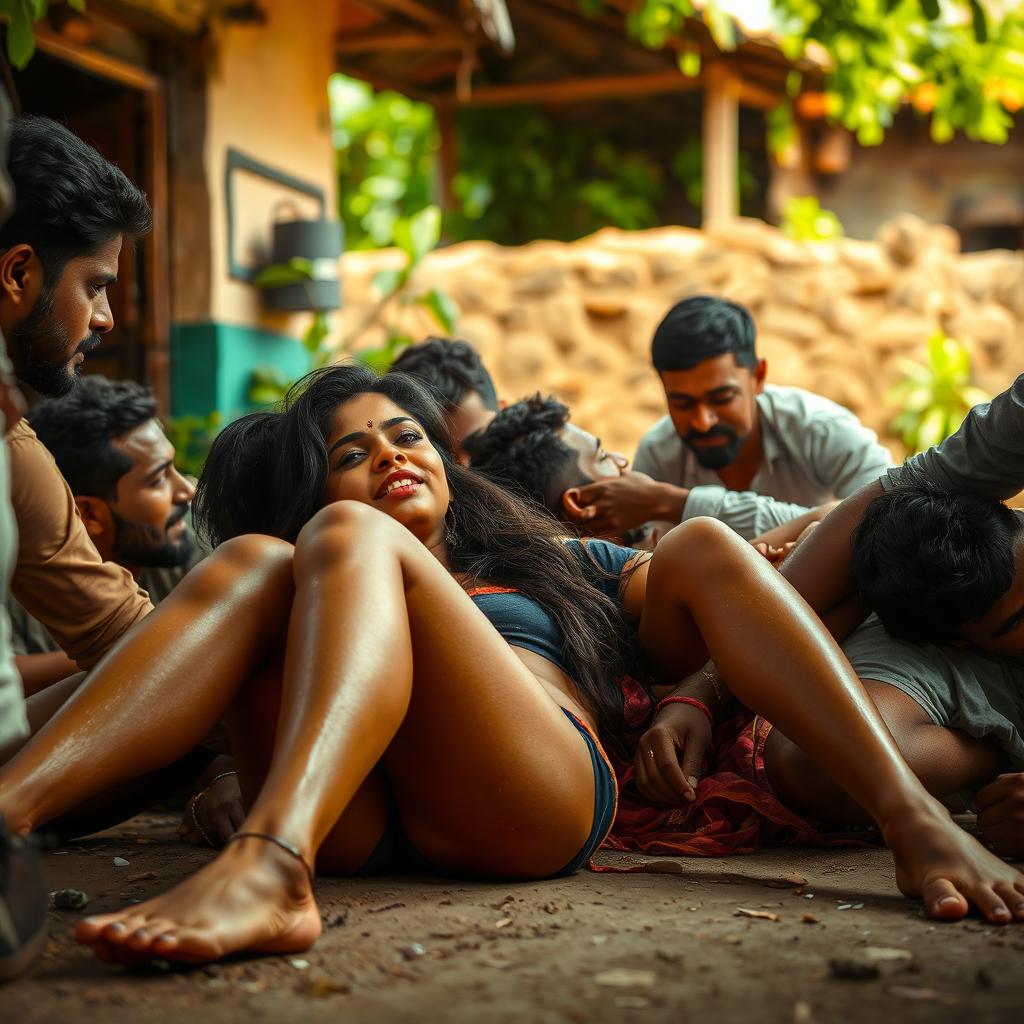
[6,815,1024,1024]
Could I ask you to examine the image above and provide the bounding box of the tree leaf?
[703,2,736,52]
[916,407,948,452]
[372,268,407,297]
[920,0,940,20]
[968,0,988,43]
[254,258,314,288]
[398,204,441,264]
[415,286,459,334]
[7,1,37,70]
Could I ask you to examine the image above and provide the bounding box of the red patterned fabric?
[598,677,874,860]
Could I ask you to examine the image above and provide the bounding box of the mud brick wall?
[335,214,1024,460]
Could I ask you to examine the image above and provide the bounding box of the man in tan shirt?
[1,116,154,675]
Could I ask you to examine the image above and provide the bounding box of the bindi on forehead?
[367,420,373,430]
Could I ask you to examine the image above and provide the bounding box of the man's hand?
[752,540,795,566]
[633,702,712,806]
[975,773,1024,858]
[573,472,687,535]
[178,772,244,847]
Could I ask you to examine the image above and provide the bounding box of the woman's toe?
[151,931,180,954]
[100,919,132,942]
[921,877,968,920]
[75,915,118,943]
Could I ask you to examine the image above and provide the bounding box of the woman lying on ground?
[0,366,1021,968]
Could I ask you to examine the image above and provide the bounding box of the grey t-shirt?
[843,615,1024,770]
[865,381,1024,768]
[634,384,894,539]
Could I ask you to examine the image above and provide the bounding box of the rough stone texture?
[336,215,1024,459]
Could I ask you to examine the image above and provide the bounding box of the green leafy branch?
[579,1,1024,149]
[1,0,86,70]
[249,204,459,404]
[888,331,990,453]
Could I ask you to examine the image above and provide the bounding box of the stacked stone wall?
[336,214,1024,460]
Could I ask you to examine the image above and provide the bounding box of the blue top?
[468,539,645,675]
[565,538,645,602]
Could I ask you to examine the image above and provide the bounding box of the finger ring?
[647,750,655,760]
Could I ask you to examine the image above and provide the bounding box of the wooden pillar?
[702,63,739,225]
[435,103,458,213]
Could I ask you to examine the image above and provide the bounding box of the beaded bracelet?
[655,694,714,727]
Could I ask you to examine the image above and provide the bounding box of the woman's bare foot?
[885,803,1024,924]
[74,836,321,964]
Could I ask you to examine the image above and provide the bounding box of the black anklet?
[227,831,314,883]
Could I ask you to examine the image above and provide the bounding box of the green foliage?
[582,1,1024,148]
[448,108,664,245]
[888,331,991,453]
[773,0,1024,146]
[671,138,757,211]
[163,411,221,480]
[249,204,458,405]
[780,196,843,241]
[1,0,85,69]
[330,74,439,251]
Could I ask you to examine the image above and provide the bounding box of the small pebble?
[50,889,90,911]
[112,857,130,867]
[401,943,427,961]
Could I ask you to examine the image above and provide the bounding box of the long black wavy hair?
[194,364,640,748]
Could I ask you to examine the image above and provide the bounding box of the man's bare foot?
[885,803,1024,924]
[74,835,321,964]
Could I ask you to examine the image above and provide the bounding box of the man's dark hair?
[463,394,580,514]
[29,375,158,499]
[852,481,1023,644]
[0,115,152,283]
[389,337,499,414]
[651,295,757,372]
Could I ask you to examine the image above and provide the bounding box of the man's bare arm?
[780,481,883,622]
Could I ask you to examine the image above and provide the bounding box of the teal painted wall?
[170,322,311,419]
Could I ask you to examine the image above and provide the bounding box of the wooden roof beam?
[357,0,461,33]
[336,28,468,53]
[447,67,702,107]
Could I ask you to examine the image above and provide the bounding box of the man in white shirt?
[575,296,894,540]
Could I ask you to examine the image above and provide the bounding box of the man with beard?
[574,296,893,540]
[8,376,200,695]
[0,121,239,965]
[0,115,154,670]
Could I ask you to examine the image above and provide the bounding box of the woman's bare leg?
[76,502,599,964]
[641,518,1024,924]
[0,534,297,834]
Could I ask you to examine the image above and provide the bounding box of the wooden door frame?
[32,28,171,410]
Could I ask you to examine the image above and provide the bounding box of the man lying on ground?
[9,376,199,695]
[465,393,831,551]
[389,337,500,464]
[571,295,893,540]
